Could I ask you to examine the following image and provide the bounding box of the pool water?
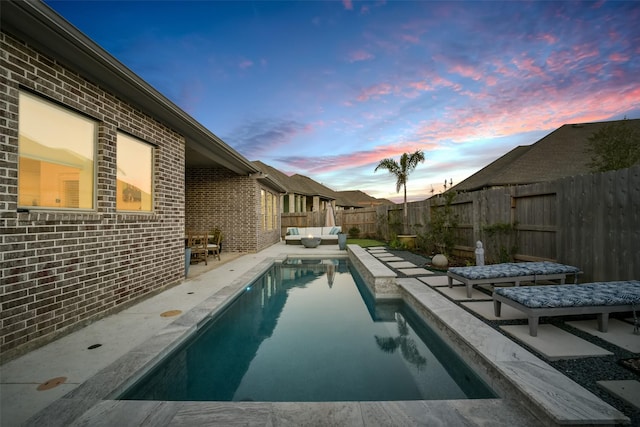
[120,258,496,402]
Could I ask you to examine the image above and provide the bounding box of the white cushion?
[301,227,322,237]
[322,226,341,235]
[286,226,341,241]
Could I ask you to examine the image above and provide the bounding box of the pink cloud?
[544,43,600,74]
[355,82,395,102]
[408,83,640,147]
[609,52,629,62]
[608,29,622,43]
[347,50,375,63]
[546,44,599,74]
[400,34,419,44]
[485,75,498,86]
[449,64,483,81]
[585,63,604,74]
[342,0,353,11]
[492,59,519,78]
[357,73,463,102]
[416,74,461,92]
[279,80,640,196]
[512,56,545,77]
[539,33,558,45]
[286,142,440,176]
[571,44,600,62]
[408,81,432,91]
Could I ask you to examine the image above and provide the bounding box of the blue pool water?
[120,258,495,402]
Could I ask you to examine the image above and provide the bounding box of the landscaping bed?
[375,246,640,426]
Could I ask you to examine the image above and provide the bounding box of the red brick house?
[0,1,285,359]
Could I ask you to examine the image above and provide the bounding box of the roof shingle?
[453,119,640,192]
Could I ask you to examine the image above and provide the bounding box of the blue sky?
[46,0,640,202]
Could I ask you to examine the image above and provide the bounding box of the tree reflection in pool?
[120,258,495,402]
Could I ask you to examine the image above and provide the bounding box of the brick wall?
[0,32,186,359]
[185,168,281,252]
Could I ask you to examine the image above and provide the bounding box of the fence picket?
[281,165,639,282]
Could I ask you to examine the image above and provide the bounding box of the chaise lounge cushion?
[449,261,581,281]
[516,261,582,277]
[494,280,640,308]
[449,264,531,280]
[285,226,342,244]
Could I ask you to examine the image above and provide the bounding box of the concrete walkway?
[1,243,635,426]
[0,243,342,426]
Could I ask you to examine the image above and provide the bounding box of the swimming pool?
[120,258,495,402]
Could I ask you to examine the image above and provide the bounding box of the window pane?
[117,133,153,211]
[18,91,95,209]
[269,193,276,230]
[261,189,266,231]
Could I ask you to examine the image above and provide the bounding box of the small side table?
[300,237,321,248]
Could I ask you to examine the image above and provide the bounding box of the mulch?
[371,246,640,425]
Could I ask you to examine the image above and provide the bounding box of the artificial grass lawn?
[346,238,387,248]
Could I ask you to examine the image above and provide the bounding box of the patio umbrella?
[325,261,336,288]
[325,204,336,227]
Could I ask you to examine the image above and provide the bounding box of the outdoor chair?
[207,230,222,261]
[188,232,208,265]
[493,280,640,336]
[448,261,582,298]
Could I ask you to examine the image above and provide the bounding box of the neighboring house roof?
[2,0,267,178]
[452,146,532,192]
[453,119,640,192]
[334,190,396,208]
[254,161,400,208]
[253,161,336,200]
[288,174,335,199]
[252,161,290,191]
[253,161,395,207]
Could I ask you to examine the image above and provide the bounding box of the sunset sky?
[46,0,640,202]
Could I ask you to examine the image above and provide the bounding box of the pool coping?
[23,250,628,426]
[347,244,399,299]
[399,279,629,426]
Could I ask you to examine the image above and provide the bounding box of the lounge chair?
[493,280,640,336]
[448,261,582,298]
[188,232,208,265]
[207,230,222,261]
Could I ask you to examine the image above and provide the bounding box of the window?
[261,189,266,230]
[117,132,153,211]
[268,192,276,229]
[261,189,277,231]
[18,91,96,209]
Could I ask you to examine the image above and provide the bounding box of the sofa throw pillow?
[330,227,339,235]
[289,228,299,236]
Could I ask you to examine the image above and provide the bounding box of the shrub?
[482,222,518,263]
[427,191,459,255]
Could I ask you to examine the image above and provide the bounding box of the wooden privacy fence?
[280,209,379,237]
[418,165,639,282]
[281,165,639,282]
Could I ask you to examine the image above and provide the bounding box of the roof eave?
[2,0,259,176]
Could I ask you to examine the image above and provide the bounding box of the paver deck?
[1,243,632,426]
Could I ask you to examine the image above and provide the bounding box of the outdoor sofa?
[285,226,342,245]
[448,261,582,298]
[493,280,640,336]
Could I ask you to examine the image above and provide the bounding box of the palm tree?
[374,312,427,371]
[374,149,425,234]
